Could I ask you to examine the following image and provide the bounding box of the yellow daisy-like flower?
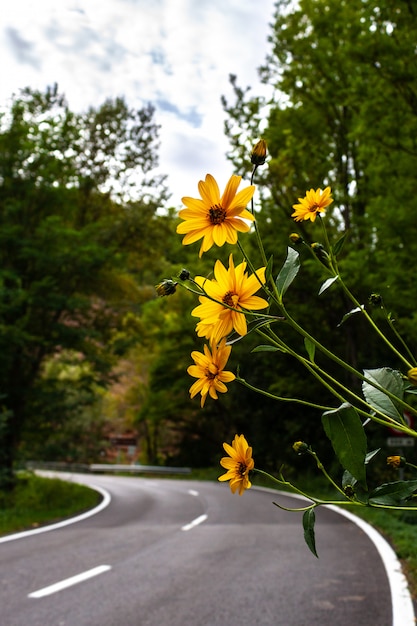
[187,339,235,408]
[218,434,254,495]
[176,174,255,257]
[407,367,417,386]
[192,254,268,344]
[291,187,333,222]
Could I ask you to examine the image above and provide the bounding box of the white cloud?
[1,0,275,205]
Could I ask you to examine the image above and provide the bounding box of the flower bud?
[292,441,309,454]
[155,279,178,297]
[250,139,267,166]
[387,455,406,469]
[179,268,190,281]
[369,293,382,306]
[289,233,303,245]
[407,367,417,386]
[311,242,329,265]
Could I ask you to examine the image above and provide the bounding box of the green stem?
[319,218,413,370]
[235,375,333,411]
[279,302,417,424]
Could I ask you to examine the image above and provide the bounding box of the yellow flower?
[192,254,268,344]
[291,187,333,222]
[176,174,255,257]
[218,434,254,495]
[407,367,417,385]
[187,339,235,408]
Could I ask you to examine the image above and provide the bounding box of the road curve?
[0,473,411,626]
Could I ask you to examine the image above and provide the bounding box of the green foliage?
[0,85,168,484]
[0,473,100,535]
[218,0,417,473]
[322,403,367,487]
[302,508,318,558]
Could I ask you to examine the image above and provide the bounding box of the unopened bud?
[179,268,190,281]
[289,233,303,245]
[155,279,178,297]
[311,242,329,265]
[251,139,267,166]
[369,293,382,306]
[292,441,309,454]
[387,455,406,469]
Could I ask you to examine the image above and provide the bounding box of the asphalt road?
[0,473,394,626]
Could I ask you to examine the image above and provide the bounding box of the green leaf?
[251,345,281,353]
[275,247,300,300]
[304,337,315,362]
[303,509,318,558]
[332,231,349,257]
[337,306,364,327]
[322,403,367,487]
[362,368,404,422]
[318,276,339,295]
[369,480,417,506]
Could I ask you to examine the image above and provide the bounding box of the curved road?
[0,473,402,625]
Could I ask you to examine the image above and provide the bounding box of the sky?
[1,0,276,207]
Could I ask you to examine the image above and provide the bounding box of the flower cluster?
[157,137,417,550]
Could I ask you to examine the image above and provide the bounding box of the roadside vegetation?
[0,473,100,536]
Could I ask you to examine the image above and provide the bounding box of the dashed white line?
[181,514,208,531]
[188,489,199,496]
[28,565,111,598]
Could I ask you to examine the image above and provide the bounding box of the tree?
[216,0,417,466]
[0,85,169,487]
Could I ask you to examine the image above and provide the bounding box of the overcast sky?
[1,0,276,207]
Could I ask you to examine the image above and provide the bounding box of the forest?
[1,0,417,488]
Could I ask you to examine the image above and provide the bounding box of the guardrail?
[26,461,191,475]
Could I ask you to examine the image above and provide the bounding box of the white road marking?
[253,486,416,626]
[188,489,199,496]
[0,484,111,543]
[181,514,208,531]
[326,504,415,626]
[28,565,111,598]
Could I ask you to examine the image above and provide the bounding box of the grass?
[0,472,101,537]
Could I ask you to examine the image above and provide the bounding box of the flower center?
[208,204,226,224]
[222,291,237,307]
[309,203,320,212]
[205,363,218,380]
[237,462,247,476]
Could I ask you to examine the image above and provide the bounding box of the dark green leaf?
[251,345,281,353]
[303,509,318,558]
[322,403,367,487]
[275,247,300,300]
[369,480,417,506]
[362,368,404,422]
[332,231,349,257]
[304,337,315,362]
